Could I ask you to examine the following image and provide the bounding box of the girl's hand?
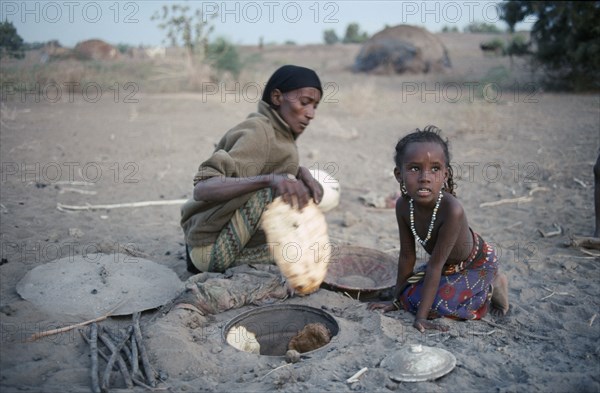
[413,318,449,333]
[367,301,397,313]
[296,166,323,204]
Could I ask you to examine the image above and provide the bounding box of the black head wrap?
[262,65,322,106]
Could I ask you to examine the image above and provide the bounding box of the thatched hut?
[353,25,451,74]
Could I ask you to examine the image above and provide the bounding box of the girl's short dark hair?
[394,125,456,196]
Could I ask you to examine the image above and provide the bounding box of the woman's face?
[271,87,321,137]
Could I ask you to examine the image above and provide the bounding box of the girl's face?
[271,87,321,137]
[394,142,449,205]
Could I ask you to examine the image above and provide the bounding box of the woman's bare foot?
[490,273,509,316]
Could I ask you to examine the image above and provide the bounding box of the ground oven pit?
[222,304,339,357]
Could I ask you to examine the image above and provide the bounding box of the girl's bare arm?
[414,199,465,331]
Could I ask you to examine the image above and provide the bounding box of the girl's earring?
[401,183,408,196]
[443,181,448,190]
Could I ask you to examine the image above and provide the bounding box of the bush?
[323,29,339,45]
[464,22,502,34]
[343,23,369,44]
[506,34,530,57]
[206,37,242,79]
[480,38,506,55]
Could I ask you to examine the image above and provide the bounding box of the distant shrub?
[323,29,339,45]
[464,22,502,34]
[441,26,459,33]
[506,34,530,57]
[206,37,242,79]
[480,38,506,55]
[343,23,369,44]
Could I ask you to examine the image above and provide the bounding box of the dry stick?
[90,323,101,393]
[538,224,562,238]
[101,326,134,391]
[130,333,140,378]
[590,314,597,327]
[98,330,134,390]
[346,367,368,383]
[262,363,292,379]
[79,330,155,392]
[80,330,116,367]
[573,177,589,188]
[479,196,533,208]
[578,248,600,257]
[481,319,551,341]
[570,236,600,251]
[133,312,157,387]
[104,326,139,379]
[27,298,127,342]
[470,329,497,336]
[57,199,188,212]
[80,333,155,393]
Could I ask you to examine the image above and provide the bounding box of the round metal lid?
[381,344,456,382]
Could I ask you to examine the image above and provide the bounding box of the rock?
[285,349,301,363]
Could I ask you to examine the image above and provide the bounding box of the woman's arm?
[194,174,312,209]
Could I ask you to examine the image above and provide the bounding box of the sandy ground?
[1,33,599,392]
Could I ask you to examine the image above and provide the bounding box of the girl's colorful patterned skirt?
[398,230,498,320]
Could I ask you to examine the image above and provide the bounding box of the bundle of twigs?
[79,312,162,392]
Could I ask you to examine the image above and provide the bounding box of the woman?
[181,65,324,273]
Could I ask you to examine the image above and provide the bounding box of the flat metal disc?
[381,344,456,382]
[16,253,184,319]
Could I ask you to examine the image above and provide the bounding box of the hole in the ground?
[223,304,339,357]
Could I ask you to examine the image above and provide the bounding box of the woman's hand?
[296,166,323,204]
[367,301,397,313]
[269,174,311,209]
[413,318,449,333]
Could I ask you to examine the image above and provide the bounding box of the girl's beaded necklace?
[409,190,444,247]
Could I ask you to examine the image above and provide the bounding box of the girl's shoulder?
[441,191,467,220]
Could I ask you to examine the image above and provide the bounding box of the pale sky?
[2,1,535,47]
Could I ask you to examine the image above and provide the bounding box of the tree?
[0,20,24,59]
[323,29,339,45]
[499,1,600,90]
[343,23,369,44]
[151,4,217,69]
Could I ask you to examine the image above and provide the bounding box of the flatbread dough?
[261,197,331,295]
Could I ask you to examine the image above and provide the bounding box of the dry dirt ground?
[1,33,599,392]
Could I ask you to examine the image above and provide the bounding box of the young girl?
[369,126,509,332]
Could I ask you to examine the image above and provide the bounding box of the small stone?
[158,369,169,381]
[342,212,358,227]
[91,289,98,295]
[285,349,301,363]
[211,346,222,354]
[0,258,8,266]
[0,304,15,316]
[68,228,84,238]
